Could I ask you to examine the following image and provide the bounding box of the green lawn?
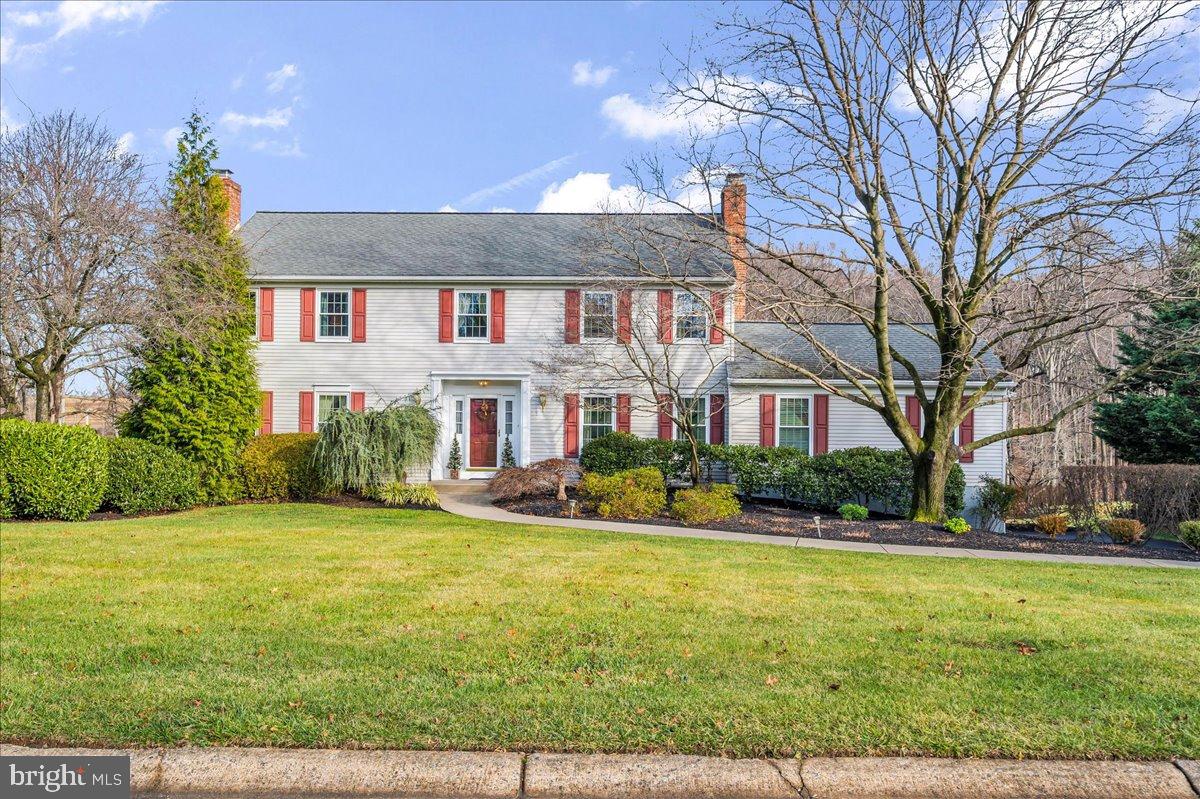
[2,504,1197,758]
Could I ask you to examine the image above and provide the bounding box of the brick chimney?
[721,173,748,320]
[214,168,242,230]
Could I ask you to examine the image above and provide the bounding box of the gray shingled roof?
[732,322,1007,383]
[239,212,733,280]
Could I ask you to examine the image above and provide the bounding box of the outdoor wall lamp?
[538,392,548,410]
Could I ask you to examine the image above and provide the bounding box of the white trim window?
[456,290,489,340]
[676,396,708,444]
[675,291,708,341]
[582,291,615,340]
[777,396,811,453]
[318,289,351,340]
[504,398,515,438]
[582,395,615,445]
[317,391,350,430]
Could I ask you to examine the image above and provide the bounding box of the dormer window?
[456,290,489,340]
[583,291,615,340]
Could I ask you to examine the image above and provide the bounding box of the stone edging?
[3,746,1197,798]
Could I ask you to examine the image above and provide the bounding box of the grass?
[2,504,1197,758]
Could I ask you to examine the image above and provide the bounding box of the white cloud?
[571,60,616,88]
[230,74,245,91]
[250,137,304,158]
[600,94,690,140]
[0,105,22,134]
[600,77,774,140]
[161,126,183,152]
[115,131,136,154]
[536,169,722,213]
[8,10,52,26]
[437,205,458,213]
[455,154,575,208]
[1,1,162,66]
[0,34,13,65]
[489,207,517,213]
[265,63,299,93]
[220,106,293,133]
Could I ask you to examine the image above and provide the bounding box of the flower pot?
[450,469,460,480]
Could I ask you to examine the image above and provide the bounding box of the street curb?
[3,745,1198,798]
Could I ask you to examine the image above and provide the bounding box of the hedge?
[0,419,109,521]
[579,432,691,480]
[241,433,327,500]
[105,437,201,514]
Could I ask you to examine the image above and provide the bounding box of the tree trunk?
[34,380,52,422]
[688,439,702,487]
[909,449,952,522]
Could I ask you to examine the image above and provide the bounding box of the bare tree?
[618,0,1199,519]
[0,111,227,421]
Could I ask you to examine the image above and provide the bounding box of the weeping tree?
[313,400,439,492]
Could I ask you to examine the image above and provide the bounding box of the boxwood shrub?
[241,433,326,500]
[579,467,667,519]
[580,432,692,480]
[105,438,201,514]
[0,418,109,521]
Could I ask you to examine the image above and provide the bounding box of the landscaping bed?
[498,491,1200,562]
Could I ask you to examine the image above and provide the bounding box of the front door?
[469,398,498,468]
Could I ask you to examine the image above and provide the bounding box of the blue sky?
[1,0,728,218]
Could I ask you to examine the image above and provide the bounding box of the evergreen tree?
[121,113,259,501]
[1094,227,1200,464]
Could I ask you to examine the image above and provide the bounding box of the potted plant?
[447,437,462,479]
[501,436,516,468]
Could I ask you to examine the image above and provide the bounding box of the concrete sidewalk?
[3,745,1197,798]
[434,481,1200,570]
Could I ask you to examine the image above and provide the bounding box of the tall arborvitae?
[1094,226,1200,464]
[121,113,259,501]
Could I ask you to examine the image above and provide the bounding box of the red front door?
[469,398,498,468]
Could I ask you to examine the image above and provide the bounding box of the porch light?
[478,380,490,387]
[538,391,548,410]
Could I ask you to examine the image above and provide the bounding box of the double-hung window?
[582,396,615,445]
[676,396,708,444]
[675,291,708,340]
[778,396,811,453]
[318,290,350,340]
[583,291,615,340]
[456,291,489,340]
[317,392,349,430]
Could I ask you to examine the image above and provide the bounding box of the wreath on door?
[475,402,494,422]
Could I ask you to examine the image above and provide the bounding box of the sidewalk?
[434,481,1200,570]
[2,745,1197,798]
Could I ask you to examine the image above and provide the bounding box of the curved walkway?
[434,481,1200,570]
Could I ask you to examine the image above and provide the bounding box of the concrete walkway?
[3,745,1197,798]
[434,481,1200,570]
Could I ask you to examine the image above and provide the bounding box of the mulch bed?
[497,492,1200,562]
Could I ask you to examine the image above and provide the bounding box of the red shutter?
[759,394,776,447]
[299,391,314,433]
[259,391,273,435]
[490,289,505,343]
[351,288,367,342]
[564,289,580,343]
[616,394,631,433]
[258,288,274,342]
[350,391,365,412]
[959,407,975,463]
[657,393,673,440]
[709,394,726,445]
[617,290,632,344]
[709,291,725,344]
[299,288,316,342]
[438,289,454,342]
[657,289,674,343]
[563,394,580,457]
[906,395,921,431]
[813,393,829,454]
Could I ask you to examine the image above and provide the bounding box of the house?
[230,171,1008,506]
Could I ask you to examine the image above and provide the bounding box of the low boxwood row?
[579,433,965,517]
[105,437,201,514]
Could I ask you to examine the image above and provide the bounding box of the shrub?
[1104,517,1147,545]
[105,438,200,514]
[580,432,691,480]
[1179,521,1200,551]
[0,468,12,520]
[579,467,666,519]
[671,483,741,524]
[501,436,516,468]
[314,401,439,492]
[369,482,441,508]
[944,516,971,535]
[838,503,869,521]
[241,433,326,500]
[489,459,581,501]
[0,419,109,521]
[977,475,1020,527]
[1034,513,1070,538]
[1060,464,1200,534]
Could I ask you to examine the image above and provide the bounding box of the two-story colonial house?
[231,170,1008,506]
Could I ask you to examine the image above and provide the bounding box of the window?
[583,291,615,340]
[675,291,707,340]
[455,399,464,434]
[318,290,350,339]
[778,396,810,452]
[582,396,615,445]
[456,291,489,340]
[676,396,708,444]
[504,399,514,438]
[317,392,349,429]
